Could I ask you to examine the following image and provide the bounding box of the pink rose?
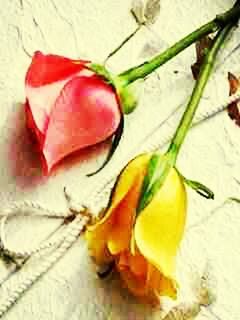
[25,51,121,173]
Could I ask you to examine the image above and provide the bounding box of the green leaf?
[180,173,214,199]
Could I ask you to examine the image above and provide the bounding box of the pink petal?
[25,51,89,87]
[42,75,121,172]
[25,51,92,138]
[25,101,47,147]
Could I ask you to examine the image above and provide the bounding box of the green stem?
[138,20,235,212]
[167,23,234,160]
[117,3,240,86]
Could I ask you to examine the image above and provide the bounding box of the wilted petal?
[42,75,121,171]
[191,36,213,80]
[135,168,187,279]
[227,72,240,127]
[131,0,160,25]
[144,0,161,25]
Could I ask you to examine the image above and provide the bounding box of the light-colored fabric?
[0,0,240,319]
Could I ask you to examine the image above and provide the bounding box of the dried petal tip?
[227,72,240,127]
[193,264,217,307]
[191,36,213,80]
[131,0,161,26]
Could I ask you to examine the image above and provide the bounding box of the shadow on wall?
[7,103,110,189]
[7,102,46,188]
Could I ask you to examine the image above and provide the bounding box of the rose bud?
[25,51,122,173]
[86,153,187,304]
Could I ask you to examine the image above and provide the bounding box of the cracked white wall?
[0,0,240,319]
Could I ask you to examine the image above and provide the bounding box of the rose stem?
[138,20,236,212]
[116,3,240,86]
[167,23,235,162]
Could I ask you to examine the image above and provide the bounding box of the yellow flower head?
[86,153,187,304]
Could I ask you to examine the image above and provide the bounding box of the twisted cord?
[0,222,68,287]
[0,200,70,219]
[0,215,67,259]
[0,200,74,259]
[0,215,89,318]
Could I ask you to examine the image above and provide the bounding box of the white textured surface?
[0,0,240,319]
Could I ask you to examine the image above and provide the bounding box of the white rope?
[0,215,89,318]
[0,200,70,218]
[0,200,75,259]
[0,216,65,259]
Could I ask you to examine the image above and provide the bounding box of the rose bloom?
[86,153,187,304]
[25,51,121,172]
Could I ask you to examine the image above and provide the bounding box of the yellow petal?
[129,253,147,277]
[109,153,151,211]
[117,252,148,298]
[117,252,164,305]
[134,167,187,279]
[147,264,177,300]
[85,215,114,264]
[107,172,144,254]
[118,251,148,277]
[118,268,147,298]
[86,154,150,264]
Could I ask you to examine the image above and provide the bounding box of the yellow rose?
[86,153,187,304]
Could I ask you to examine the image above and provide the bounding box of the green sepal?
[89,63,115,85]
[137,152,175,213]
[118,80,143,114]
[90,63,142,114]
[87,114,124,177]
[179,172,214,199]
[138,153,161,205]
[87,64,141,174]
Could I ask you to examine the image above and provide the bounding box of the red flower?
[25,51,121,173]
